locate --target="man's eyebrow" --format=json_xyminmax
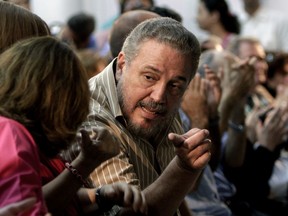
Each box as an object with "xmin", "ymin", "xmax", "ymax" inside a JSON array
[
  {"xmin": 143, "ymin": 65, "xmax": 188, "ymax": 82},
  {"xmin": 143, "ymin": 65, "xmax": 161, "ymax": 74}
]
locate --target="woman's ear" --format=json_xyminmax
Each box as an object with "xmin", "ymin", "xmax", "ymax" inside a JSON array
[{"xmin": 211, "ymin": 11, "xmax": 220, "ymax": 24}]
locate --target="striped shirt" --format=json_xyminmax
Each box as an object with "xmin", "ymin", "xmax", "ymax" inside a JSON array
[
  {"xmin": 63, "ymin": 59, "xmax": 184, "ymax": 215},
  {"xmin": 88, "ymin": 59, "xmax": 184, "ymax": 187}
]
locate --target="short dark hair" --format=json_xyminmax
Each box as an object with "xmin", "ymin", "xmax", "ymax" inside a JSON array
[
  {"xmin": 267, "ymin": 53, "xmax": 288, "ymax": 79},
  {"xmin": 201, "ymin": 0, "xmax": 240, "ymax": 34},
  {"xmin": 67, "ymin": 12, "xmax": 95, "ymax": 41},
  {"xmin": 146, "ymin": 6, "xmax": 182, "ymax": 23}
]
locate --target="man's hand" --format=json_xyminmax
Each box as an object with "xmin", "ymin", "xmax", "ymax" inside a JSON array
[
  {"xmin": 100, "ymin": 182, "xmax": 147, "ymax": 214},
  {"xmin": 168, "ymin": 128, "xmax": 211, "ymax": 171}
]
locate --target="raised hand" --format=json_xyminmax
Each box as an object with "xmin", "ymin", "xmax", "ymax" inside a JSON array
[
  {"xmin": 168, "ymin": 128, "xmax": 211, "ymax": 171},
  {"xmin": 181, "ymin": 73, "xmax": 209, "ymax": 128},
  {"xmin": 77, "ymin": 121, "xmax": 120, "ymax": 169},
  {"xmin": 219, "ymin": 56, "xmax": 255, "ymax": 132},
  {"xmin": 204, "ymin": 65, "xmax": 222, "ymax": 120},
  {"xmin": 221, "ymin": 56, "xmax": 255, "ymax": 100},
  {"xmin": 256, "ymin": 106, "xmax": 288, "ymax": 151}
]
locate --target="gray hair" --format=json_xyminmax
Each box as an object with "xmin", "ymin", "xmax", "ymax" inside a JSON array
[
  {"xmin": 121, "ymin": 17, "xmax": 201, "ymax": 78},
  {"xmin": 197, "ymin": 49, "xmax": 238, "ymax": 77},
  {"xmin": 227, "ymin": 36, "xmax": 261, "ymax": 57}
]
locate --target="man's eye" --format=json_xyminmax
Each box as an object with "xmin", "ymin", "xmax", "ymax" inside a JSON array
[
  {"xmin": 170, "ymin": 84, "xmax": 185, "ymax": 95},
  {"xmin": 171, "ymin": 83, "xmax": 181, "ymax": 89},
  {"xmin": 145, "ymin": 75, "xmax": 155, "ymax": 81}
]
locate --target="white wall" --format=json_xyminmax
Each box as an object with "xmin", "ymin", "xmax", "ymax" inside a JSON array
[
  {"xmin": 31, "ymin": 0, "xmax": 119, "ymax": 31},
  {"xmin": 30, "ymin": 0, "xmax": 288, "ymax": 41}
]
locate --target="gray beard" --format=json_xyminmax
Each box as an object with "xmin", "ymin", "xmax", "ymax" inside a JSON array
[
  {"xmin": 117, "ymin": 78, "xmax": 176, "ymax": 140},
  {"xmin": 125, "ymin": 118, "xmax": 169, "ymax": 140}
]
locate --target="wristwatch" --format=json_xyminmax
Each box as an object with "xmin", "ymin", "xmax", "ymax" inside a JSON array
[
  {"xmin": 228, "ymin": 120, "xmax": 245, "ymax": 132},
  {"xmin": 95, "ymin": 187, "xmax": 114, "ymax": 211}
]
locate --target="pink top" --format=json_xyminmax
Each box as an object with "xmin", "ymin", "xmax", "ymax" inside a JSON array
[{"xmin": 0, "ymin": 116, "xmax": 47, "ymax": 215}]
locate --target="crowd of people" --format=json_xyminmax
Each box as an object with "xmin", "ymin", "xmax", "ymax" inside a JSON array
[{"xmin": 1, "ymin": 0, "xmax": 288, "ymax": 216}]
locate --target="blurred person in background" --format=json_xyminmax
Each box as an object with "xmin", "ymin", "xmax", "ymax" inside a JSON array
[
  {"xmin": 240, "ymin": 0, "xmax": 288, "ymax": 53},
  {"xmin": 119, "ymin": 0, "xmax": 154, "ymax": 14},
  {"xmin": 108, "ymin": 10, "xmax": 159, "ymax": 59},
  {"xmin": 59, "ymin": 12, "xmax": 97, "ymax": 50},
  {"xmin": 228, "ymin": 36, "xmax": 274, "ymax": 112},
  {"xmin": 264, "ymin": 53, "xmax": 288, "ymax": 98},
  {"xmin": 196, "ymin": 0, "xmax": 240, "ymax": 50}
]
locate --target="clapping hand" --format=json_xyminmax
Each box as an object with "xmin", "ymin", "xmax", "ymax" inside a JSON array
[{"xmin": 77, "ymin": 121, "xmax": 120, "ymax": 169}]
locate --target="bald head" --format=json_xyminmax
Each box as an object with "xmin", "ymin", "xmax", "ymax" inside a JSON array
[{"xmin": 109, "ymin": 10, "xmax": 159, "ymax": 58}]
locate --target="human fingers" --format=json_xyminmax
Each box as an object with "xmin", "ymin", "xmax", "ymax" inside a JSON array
[
  {"xmin": 204, "ymin": 65, "xmax": 217, "ymax": 80},
  {"xmin": 188, "ymin": 137, "xmax": 212, "ymax": 169},
  {"xmin": 168, "ymin": 128, "xmax": 201, "ymax": 147},
  {"xmin": 79, "ymin": 129, "xmax": 93, "ymax": 149},
  {"xmin": 175, "ymin": 129, "xmax": 211, "ymax": 170},
  {"xmin": 264, "ymin": 107, "xmax": 282, "ymax": 127},
  {"xmin": 122, "ymin": 185, "xmax": 147, "ymax": 214},
  {"xmin": 96, "ymin": 127, "xmax": 120, "ymax": 154},
  {"xmin": 109, "ymin": 183, "xmax": 147, "ymax": 214},
  {"xmin": 203, "ymin": 64, "xmax": 214, "ymax": 73},
  {"xmin": 181, "ymin": 129, "xmax": 209, "ymax": 149},
  {"xmin": 205, "ymin": 71, "xmax": 221, "ymax": 88},
  {"xmin": 191, "ymin": 73, "xmax": 201, "ymax": 91},
  {"xmin": 139, "ymin": 192, "xmax": 147, "ymax": 215},
  {"xmin": 80, "ymin": 126, "xmax": 120, "ymax": 165},
  {"xmin": 168, "ymin": 133, "xmax": 186, "ymax": 147}
]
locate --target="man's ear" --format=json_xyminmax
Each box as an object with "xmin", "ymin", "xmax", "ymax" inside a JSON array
[{"xmin": 116, "ymin": 52, "xmax": 125, "ymax": 79}]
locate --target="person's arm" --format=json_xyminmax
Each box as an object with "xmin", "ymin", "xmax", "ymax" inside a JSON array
[
  {"xmin": 223, "ymin": 98, "xmax": 247, "ymax": 167},
  {"xmin": 117, "ymin": 128, "xmax": 211, "ymax": 216},
  {"xmin": 43, "ymin": 125, "xmax": 120, "ymax": 214},
  {"xmin": 80, "ymin": 182, "xmax": 147, "ymax": 215},
  {"xmin": 181, "ymin": 66, "xmax": 222, "ymax": 171},
  {"xmin": 219, "ymin": 57, "xmax": 256, "ymax": 167},
  {"xmin": 205, "ymin": 66, "xmax": 222, "ymax": 170},
  {"xmin": 181, "ymin": 73, "xmax": 209, "ymax": 129}
]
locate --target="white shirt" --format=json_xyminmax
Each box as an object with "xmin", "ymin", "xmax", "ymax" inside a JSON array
[
  {"xmin": 240, "ymin": 7, "xmax": 288, "ymax": 53},
  {"xmin": 269, "ymin": 148, "xmax": 288, "ymax": 204}
]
